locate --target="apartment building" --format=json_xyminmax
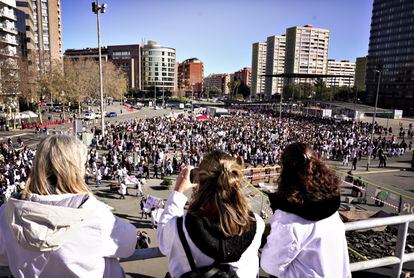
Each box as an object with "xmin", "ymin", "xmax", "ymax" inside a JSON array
[
  {"xmin": 285, "ymin": 25, "xmax": 330, "ymax": 75},
  {"xmin": 264, "ymin": 35, "xmax": 285, "ymax": 99},
  {"xmin": 251, "ymin": 42, "xmax": 267, "ymax": 98},
  {"xmin": 204, "ymin": 73, "xmax": 230, "ymax": 96},
  {"xmin": 178, "ymin": 57, "xmax": 203, "ymax": 95},
  {"xmin": 234, "ymin": 67, "xmax": 251, "ymax": 88},
  {"xmin": 326, "ymin": 59, "xmax": 355, "ymax": 87}
]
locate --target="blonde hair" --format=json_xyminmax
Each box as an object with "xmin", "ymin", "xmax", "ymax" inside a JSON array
[
  {"xmin": 188, "ymin": 150, "xmax": 254, "ymax": 237},
  {"xmin": 22, "ymin": 135, "xmax": 89, "ymax": 198}
]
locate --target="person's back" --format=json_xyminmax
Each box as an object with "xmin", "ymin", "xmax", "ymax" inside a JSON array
[
  {"xmin": 0, "ymin": 135, "xmax": 137, "ymax": 277},
  {"xmin": 157, "ymin": 151, "xmax": 264, "ymax": 278},
  {"xmin": 261, "ymin": 142, "xmax": 350, "ymax": 278}
]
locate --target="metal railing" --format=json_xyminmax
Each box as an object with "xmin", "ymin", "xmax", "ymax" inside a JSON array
[{"xmin": 1, "ymin": 214, "xmax": 414, "ymax": 277}]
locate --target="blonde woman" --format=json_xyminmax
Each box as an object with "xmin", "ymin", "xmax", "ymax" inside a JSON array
[
  {"xmin": 0, "ymin": 135, "xmax": 137, "ymax": 277},
  {"xmin": 157, "ymin": 150, "xmax": 264, "ymax": 278}
]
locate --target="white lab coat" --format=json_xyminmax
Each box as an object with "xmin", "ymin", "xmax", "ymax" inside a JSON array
[
  {"xmin": 157, "ymin": 191, "xmax": 264, "ymax": 278},
  {"xmin": 0, "ymin": 193, "xmax": 137, "ymax": 277},
  {"xmin": 261, "ymin": 210, "xmax": 351, "ymax": 278}
]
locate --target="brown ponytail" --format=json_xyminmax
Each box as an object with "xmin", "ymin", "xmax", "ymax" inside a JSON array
[{"xmin": 188, "ymin": 151, "xmax": 255, "ymax": 237}]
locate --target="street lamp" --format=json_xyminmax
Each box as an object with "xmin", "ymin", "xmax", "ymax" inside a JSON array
[
  {"xmin": 191, "ymin": 83, "xmax": 194, "ymax": 113},
  {"xmin": 366, "ymin": 65, "xmax": 383, "ymax": 171},
  {"xmin": 92, "ymin": 0, "xmax": 107, "ymax": 137},
  {"xmin": 153, "ymin": 85, "xmax": 157, "ymax": 110}
]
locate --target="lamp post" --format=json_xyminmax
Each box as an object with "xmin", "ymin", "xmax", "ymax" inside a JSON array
[
  {"xmin": 191, "ymin": 83, "xmax": 194, "ymax": 113},
  {"xmin": 366, "ymin": 65, "xmax": 382, "ymax": 171},
  {"xmin": 154, "ymin": 85, "xmax": 157, "ymax": 110},
  {"xmin": 92, "ymin": 0, "xmax": 107, "ymax": 137}
]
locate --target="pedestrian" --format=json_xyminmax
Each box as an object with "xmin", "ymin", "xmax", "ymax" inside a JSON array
[
  {"xmin": 140, "ymin": 197, "xmax": 147, "ymax": 219},
  {"xmin": 262, "ymin": 143, "xmax": 351, "ymax": 278},
  {"xmin": 119, "ymin": 182, "xmax": 126, "ymax": 199},
  {"xmin": 352, "ymin": 156, "xmax": 358, "ymax": 171}
]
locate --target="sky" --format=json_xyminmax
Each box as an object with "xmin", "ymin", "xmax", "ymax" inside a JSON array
[{"xmin": 62, "ymin": 0, "xmax": 373, "ymax": 75}]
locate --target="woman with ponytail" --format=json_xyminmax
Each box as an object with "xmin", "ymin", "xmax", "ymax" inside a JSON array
[
  {"xmin": 261, "ymin": 142, "xmax": 351, "ymax": 278},
  {"xmin": 157, "ymin": 150, "xmax": 264, "ymax": 278}
]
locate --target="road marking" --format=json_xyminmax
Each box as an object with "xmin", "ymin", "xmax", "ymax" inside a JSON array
[{"xmin": 352, "ymin": 169, "xmax": 401, "ymax": 175}]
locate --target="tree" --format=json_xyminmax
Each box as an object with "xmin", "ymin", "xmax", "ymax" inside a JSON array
[{"xmin": 314, "ymin": 78, "xmax": 329, "ymax": 100}]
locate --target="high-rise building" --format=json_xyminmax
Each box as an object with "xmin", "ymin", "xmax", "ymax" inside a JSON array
[
  {"xmin": 234, "ymin": 67, "xmax": 251, "ymax": 88},
  {"xmin": 0, "ymin": 0, "xmax": 19, "ymax": 98},
  {"xmin": 64, "ymin": 44, "xmax": 141, "ymax": 90},
  {"xmin": 204, "ymin": 73, "xmax": 230, "ymax": 96},
  {"xmin": 285, "ymin": 25, "xmax": 330, "ymax": 75},
  {"xmin": 16, "ymin": 0, "xmax": 35, "ymax": 62},
  {"xmin": 0, "ymin": 0, "xmax": 18, "ymax": 57},
  {"xmin": 265, "ymin": 35, "xmax": 285, "ymax": 98},
  {"xmin": 32, "ymin": 0, "xmax": 62, "ymax": 68},
  {"xmin": 366, "ymin": 0, "xmax": 414, "ymax": 113},
  {"xmin": 142, "ymin": 40, "xmax": 176, "ymax": 93},
  {"xmin": 178, "ymin": 57, "xmax": 203, "ymax": 95},
  {"xmin": 251, "ymin": 42, "xmax": 267, "ymax": 98},
  {"xmin": 355, "ymin": 56, "xmax": 367, "ymax": 91},
  {"xmin": 326, "ymin": 59, "xmax": 355, "ymax": 87}
]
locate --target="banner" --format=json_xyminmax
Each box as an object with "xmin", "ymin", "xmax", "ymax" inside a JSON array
[{"xmin": 144, "ymin": 194, "xmax": 164, "ymax": 211}]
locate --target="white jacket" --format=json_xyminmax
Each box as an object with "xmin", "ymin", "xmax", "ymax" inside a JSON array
[
  {"xmin": 157, "ymin": 191, "xmax": 265, "ymax": 278},
  {"xmin": 261, "ymin": 210, "xmax": 351, "ymax": 278},
  {"xmin": 0, "ymin": 193, "xmax": 137, "ymax": 278}
]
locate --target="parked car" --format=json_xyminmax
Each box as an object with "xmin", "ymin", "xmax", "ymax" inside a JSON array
[
  {"xmin": 84, "ymin": 112, "xmax": 95, "ymax": 120},
  {"xmin": 52, "ymin": 106, "xmax": 63, "ymax": 113},
  {"xmin": 106, "ymin": 111, "xmax": 117, "ymax": 118}
]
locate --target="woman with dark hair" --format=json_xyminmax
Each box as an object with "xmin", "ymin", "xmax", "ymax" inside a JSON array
[
  {"xmin": 261, "ymin": 142, "xmax": 350, "ymax": 278},
  {"xmin": 157, "ymin": 150, "xmax": 264, "ymax": 277}
]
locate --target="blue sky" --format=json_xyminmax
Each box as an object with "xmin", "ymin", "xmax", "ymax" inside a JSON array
[{"xmin": 62, "ymin": 0, "xmax": 373, "ymax": 75}]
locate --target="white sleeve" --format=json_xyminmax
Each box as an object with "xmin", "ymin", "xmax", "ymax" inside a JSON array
[
  {"xmin": 101, "ymin": 210, "xmax": 137, "ymax": 259},
  {"xmin": 260, "ymin": 216, "xmax": 302, "ymax": 277},
  {"xmin": 156, "ymin": 191, "xmax": 187, "ymax": 255},
  {"xmin": 0, "ymin": 207, "xmax": 8, "ymax": 266}
]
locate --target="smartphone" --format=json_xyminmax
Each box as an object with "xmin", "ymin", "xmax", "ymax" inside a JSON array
[{"xmin": 190, "ymin": 168, "xmax": 199, "ymax": 183}]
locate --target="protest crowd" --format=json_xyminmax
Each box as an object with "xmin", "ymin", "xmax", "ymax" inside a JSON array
[{"xmin": 0, "ymin": 108, "xmax": 412, "ymax": 277}]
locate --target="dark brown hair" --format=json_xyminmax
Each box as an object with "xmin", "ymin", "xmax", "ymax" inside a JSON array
[
  {"xmin": 277, "ymin": 142, "xmax": 340, "ymax": 205},
  {"xmin": 188, "ymin": 150, "xmax": 254, "ymax": 237}
]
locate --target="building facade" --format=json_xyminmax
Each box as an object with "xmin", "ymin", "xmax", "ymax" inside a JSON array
[
  {"xmin": 178, "ymin": 57, "xmax": 203, "ymax": 95},
  {"xmin": 15, "ymin": 0, "xmax": 34, "ymax": 63},
  {"xmin": 32, "ymin": 0, "xmax": 62, "ymax": 68},
  {"xmin": 0, "ymin": 0, "xmax": 19, "ymax": 99},
  {"xmin": 141, "ymin": 40, "xmax": 176, "ymax": 93},
  {"xmin": 204, "ymin": 73, "xmax": 230, "ymax": 96},
  {"xmin": 107, "ymin": 44, "xmax": 141, "ymax": 90},
  {"xmin": 64, "ymin": 44, "xmax": 141, "ymax": 90},
  {"xmin": 355, "ymin": 56, "xmax": 367, "ymax": 91},
  {"xmin": 251, "ymin": 42, "xmax": 267, "ymax": 98},
  {"xmin": 285, "ymin": 25, "xmax": 330, "ymax": 75},
  {"xmin": 234, "ymin": 67, "xmax": 251, "ymax": 88},
  {"xmin": 366, "ymin": 0, "xmax": 414, "ymax": 113},
  {"xmin": 264, "ymin": 35, "xmax": 285, "ymax": 98},
  {"xmin": 0, "ymin": 0, "xmax": 18, "ymax": 57},
  {"xmin": 326, "ymin": 59, "xmax": 355, "ymax": 87}
]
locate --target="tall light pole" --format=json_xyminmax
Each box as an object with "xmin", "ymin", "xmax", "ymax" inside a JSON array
[
  {"xmin": 154, "ymin": 85, "xmax": 157, "ymax": 110},
  {"xmin": 366, "ymin": 65, "xmax": 382, "ymax": 171},
  {"xmin": 191, "ymin": 83, "xmax": 194, "ymax": 113},
  {"xmin": 92, "ymin": 0, "xmax": 107, "ymax": 136}
]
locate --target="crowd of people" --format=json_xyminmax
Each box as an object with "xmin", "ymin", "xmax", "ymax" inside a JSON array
[
  {"xmin": 83, "ymin": 108, "xmax": 411, "ymax": 189},
  {"xmin": 2, "ymin": 108, "xmax": 412, "ymax": 205},
  {"xmin": 0, "ymin": 107, "xmax": 412, "ymax": 277}
]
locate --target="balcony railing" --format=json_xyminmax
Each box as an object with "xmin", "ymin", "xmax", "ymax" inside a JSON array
[
  {"xmin": 0, "ymin": 9, "xmax": 17, "ymax": 21},
  {"xmin": 1, "ymin": 214, "xmax": 414, "ymax": 277}
]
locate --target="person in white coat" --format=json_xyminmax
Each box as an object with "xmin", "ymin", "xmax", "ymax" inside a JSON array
[
  {"xmin": 157, "ymin": 150, "xmax": 264, "ymax": 278},
  {"xmin": 261, "ymin": 142, "xmax": 351, "ymax": 278},
  {"xmin": 0, "ymin": 135, "xmax": 137, "ymax": 278}
]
